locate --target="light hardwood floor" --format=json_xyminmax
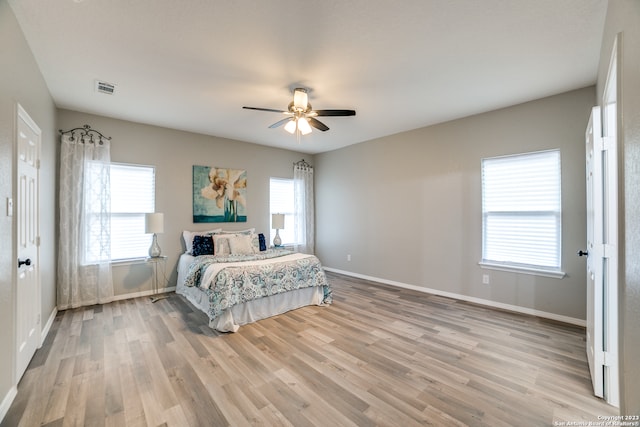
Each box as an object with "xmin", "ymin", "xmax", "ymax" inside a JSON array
[{"xmin": 3, "ymin": 272, "xmax": 616, "ymax": 427}]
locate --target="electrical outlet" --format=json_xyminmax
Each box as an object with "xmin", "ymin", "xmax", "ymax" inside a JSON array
[
  {"xmin": 482, "ymin": 274, "xmax": 490, "ymax": 285},
  {"xmin": 347, "ymin": 254, "xmax": 351, "ymax": 262}
]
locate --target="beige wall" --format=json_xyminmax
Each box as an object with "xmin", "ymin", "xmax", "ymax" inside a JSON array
[
  {"xmin": 57, "ymin": 109, "xmax": 310, "ymax": 297},
  {"xmin": 0, "ymin": 0, "xmax": 57, "ymax": 416},
  {"xmin": 316, "ymin": 87, "xmax": 595, "ymax": 321},
  {"xmin": 4, "ymin": 0, "xmax": 637, "ymax": 417},
  {"xmin": 597, "ymin": 0, "xmax": 640, "ymax": 414}
]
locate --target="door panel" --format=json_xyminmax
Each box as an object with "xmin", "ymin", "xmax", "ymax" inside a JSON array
[
  {"xmin": 585, "ymin": 106, "xmax": 604, "ymax": 398},
  {"xmin": 584, "ymin": 36, "xmax": 621, "ymax": 407},
  {"xmin": 16, "ymin": 104, "xmax": 41, "ymax": 381},
  {"xmin": 600, "ymin": 37, "xmax": 619, "ymax": 407}
]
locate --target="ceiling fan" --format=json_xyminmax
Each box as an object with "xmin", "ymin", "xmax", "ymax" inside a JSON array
[{"xmin": 243, "ymin": 88, "xmax": 356, "ymax": 136}]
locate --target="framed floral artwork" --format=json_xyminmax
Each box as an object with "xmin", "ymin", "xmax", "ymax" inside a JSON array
[{"xmin": 193, "ymin": 165, "xmax": 247, "ymax": 223}]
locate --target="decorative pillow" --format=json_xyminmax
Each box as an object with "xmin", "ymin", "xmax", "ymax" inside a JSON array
[
  {"xmin": 228, "ymin": 234, "xmax": 256, "ymax": 255},
  {"xmin": 219, "ymin": 228, "xmax": 255, "ymax": 236},
  {"xmin": 258, "ymin": 233, "xmax": 266, "ymax": 251},
  {"xmin": 212, "ymin": 234, "xmax": 233, "ymax": 256},
  {"xmin": 192, "ymin": 235, "xmax": 214, "ymax": 256},
  {"xmin": 183, "ymin": 229, "xmax": 221, "ymax": 254}
]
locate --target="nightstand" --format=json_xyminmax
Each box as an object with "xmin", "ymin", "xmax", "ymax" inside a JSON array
[{"xmin": 146, "ymin": 256, "xmax": 167, "ymax": 303}]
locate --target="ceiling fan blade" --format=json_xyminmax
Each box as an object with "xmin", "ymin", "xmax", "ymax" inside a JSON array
[
  {"xmin": 269, "ymin": 117, "xmax": 293, "ymax": 129},
  {"xmin": 308, "ymin": 117, "xmax": 329, "ymax": 131},
  {"xmin": 313, "ymin": 109, "xmax": 356, "ymax": 117},
  {"xmin": 243, "ymin": 106, "xmax": 289, "ymax": 114}
]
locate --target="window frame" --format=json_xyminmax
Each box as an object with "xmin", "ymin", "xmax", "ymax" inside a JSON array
[
  {"xmin": 109, "ymin": 162, "xmax": 156, "ymax": 262},
  {"xmin": 479, "ymin": 149, "xmax": 565, "ymax": 278},
  {"xmin": 269, "ymin": 177, "xmax": 296, "ymax": 246}
]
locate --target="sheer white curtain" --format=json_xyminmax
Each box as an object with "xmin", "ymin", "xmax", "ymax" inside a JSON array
[
  {"xmin": 293, "ymin": 161, "xmax": 314, "ymax": 254},
  {"xmin": 57, "ymin": 134, "xmax": 114, "ymax": 309}
]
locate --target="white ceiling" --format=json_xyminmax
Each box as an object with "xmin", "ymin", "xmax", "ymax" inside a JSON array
[{"xmin": 9, "ymin": 0, "xmax": 607, "ymax": 154}]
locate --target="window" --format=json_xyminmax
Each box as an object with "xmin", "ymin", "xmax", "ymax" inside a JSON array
[
  {"xmin": 110, "ymin": 163, "xmax": 155, "ymax": 260},
  {"xmin": 269, "ymin": 177, "xmax": 294, "ymax": 245},
  {"xmin": 481, "ymin": 150, "xmax": 562, "ymax": 274}
]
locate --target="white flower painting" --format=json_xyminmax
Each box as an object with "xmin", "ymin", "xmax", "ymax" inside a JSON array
[{"xmin": 193, "ymin": 165, "xmax": 247, "ymax": 222}]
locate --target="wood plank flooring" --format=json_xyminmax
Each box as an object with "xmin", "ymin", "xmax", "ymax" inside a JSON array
[{"xmin": 2, "ymin": 272, "xmax": 617, "ymax": 426}]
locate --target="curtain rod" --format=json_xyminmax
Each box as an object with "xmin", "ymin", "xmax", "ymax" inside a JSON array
[
  {"xmin": 59, "ymin": 124, "xmax": 111, "ymax": 143},
  {"xmin": 294, "ymin": 158, "xmax": 312, "ymax": 168}
]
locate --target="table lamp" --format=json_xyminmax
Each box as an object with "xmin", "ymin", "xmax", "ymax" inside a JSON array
[
  {"xmin": 272, "ymin": 213, "xmax": 285, "ymax": 247},
  {"xmin": 145, "ymin": 212, "xmax": 164, "ymax": 257}
]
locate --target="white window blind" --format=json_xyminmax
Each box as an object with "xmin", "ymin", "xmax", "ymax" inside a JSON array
[
  {"xmin": 481, "ymin": 150, "xmax": 561, "ymax": 270},
  {"xmin": 110, "ymin": 163, "xmax": 155, "ymax": 260},
  {"xmin": 269, "ymin": 177, "xmax": 294, "ymax": 245}
]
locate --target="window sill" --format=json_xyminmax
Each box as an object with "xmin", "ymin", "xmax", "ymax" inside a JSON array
[
  {"xmin": 479, "ymin": 261, "xmax": 566, "ymax": 279},
  {"xmin": 271, "ymin": 244, "xmax": 299, "ymax": 250},
  {"xmin": 111, "ymin": 257, "xmax": 149, "ymax": 266}
]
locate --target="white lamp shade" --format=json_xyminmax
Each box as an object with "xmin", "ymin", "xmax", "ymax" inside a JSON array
[
  {"xmin": 284, "ymin": 119, "xmax": 297, "ymax": 134},
  {"xmin": 293, "ymin": 88, "xmax": 308, "ymax": 110},
  {"xmin": 145, "ymin": 212, "xmax": 164, "ymax": 234},
  {"xmin": 271, "ymin": 213, "xmax": 285, "ymax": 229},
  {"xmin": 298, "ymin": 118, "xmax": 312, "ymax": 135}
]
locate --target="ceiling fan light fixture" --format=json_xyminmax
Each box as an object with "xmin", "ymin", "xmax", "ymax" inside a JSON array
[
  {"xmin": 284, "ymin": 119, "xmax": 297, "ymax": 134},
  {"xmin": 243, "ymin": 88, "xmax": 355, "ymax": 141},
  {"xmin": 298, "ymin": 117, "xmax": 312, "ymax": 135},
  {"xmin": 293, "ymin": 88, "xmax": 308, "ymax": 110}
]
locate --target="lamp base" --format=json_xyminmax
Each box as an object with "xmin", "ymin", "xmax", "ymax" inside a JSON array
[
  {"xmin": 273, "ymin": 229, "xmax": 282, "ymax": 247},
  {"xmin": 149, "ymin": 233, "xmax": 162, "ymax": 257}
]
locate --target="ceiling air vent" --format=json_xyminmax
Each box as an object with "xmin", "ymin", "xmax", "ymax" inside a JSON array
[{"xmin": 95, "ymin": 80, "xmax": 116, "ymax": 95}]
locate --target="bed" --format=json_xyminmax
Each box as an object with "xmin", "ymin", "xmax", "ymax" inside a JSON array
[{"xmin": 176, "ymin": 229, "xmax": 332, "ymax": 332}]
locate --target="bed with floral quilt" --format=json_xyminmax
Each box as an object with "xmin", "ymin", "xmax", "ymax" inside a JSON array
[{"xmin": 176, "ymin": 244, "xmax": 332, "ymax": 332}]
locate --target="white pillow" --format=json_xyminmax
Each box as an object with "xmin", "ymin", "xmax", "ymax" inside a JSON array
[
  {"xmin": 228, "ymin": 234, "xmax": 256, "ymax": 255},
  {"xmin": 220, "ymin": 228, "xmax": 260, "ymax": 251},
  {"xmin": 212, "ymin": 234, "xmax": 232, "ymax": 256},
  {"xmin": 219, "ymin": 228, "xmax": 255, "ymax": 236},
  {"xmin": 183, "ymin": 229, "xmax": 222, "ymax": 254}
]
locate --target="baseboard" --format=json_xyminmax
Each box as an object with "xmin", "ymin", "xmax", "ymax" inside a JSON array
[
  {"xmin": 57, "ymin": 287, "xmax": 178, "ymax": 310},
  {"xmin": 40, "ymin": 307, "xmax": 58, "ymax": 347},
  {"xmin": 0, "ymin": 385, "xmax": 17, "ymax": 424},
  {"xmin": 111, "ymin": 286, "xmax": 176, "ymax": 302},
  {"xmin": 324, "ymin": 267, "xmax": 586, "ymax": 327}
]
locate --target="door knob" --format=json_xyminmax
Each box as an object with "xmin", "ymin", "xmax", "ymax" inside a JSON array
[
  {"xmin": 18, "ymin": 258, "xmax": 31, "ymax": 267},
  {"xmin": 577, "ymin": 250, "xmax": 589, "ymax": 257}
]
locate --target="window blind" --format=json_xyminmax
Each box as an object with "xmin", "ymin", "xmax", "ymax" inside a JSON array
[
  {"xmin": 481, "ymin": 150, "xmax": 561, "ymax": 270},
  {"xmin": 110, "ymin": 163, "xmax": 155, "ymax": 260},
  {"xmin": 269, "ymin": 177, "xmax": 294, "ymax": 245}
]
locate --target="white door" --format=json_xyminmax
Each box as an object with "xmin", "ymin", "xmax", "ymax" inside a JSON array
[
  {"xmin": 16, "ymin": 104, "xmax": 41, "ymax": 381},
  {"xmin": 585, "ymin": 106, "xmax": 604, "ymax": 398},
  {"xmin": 600, "ymin": 37, "xmax": 619, "ymax": 408},
  {"xmin": 583, "ymin": 36, "xmax": 620, "ymax": 407}
]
